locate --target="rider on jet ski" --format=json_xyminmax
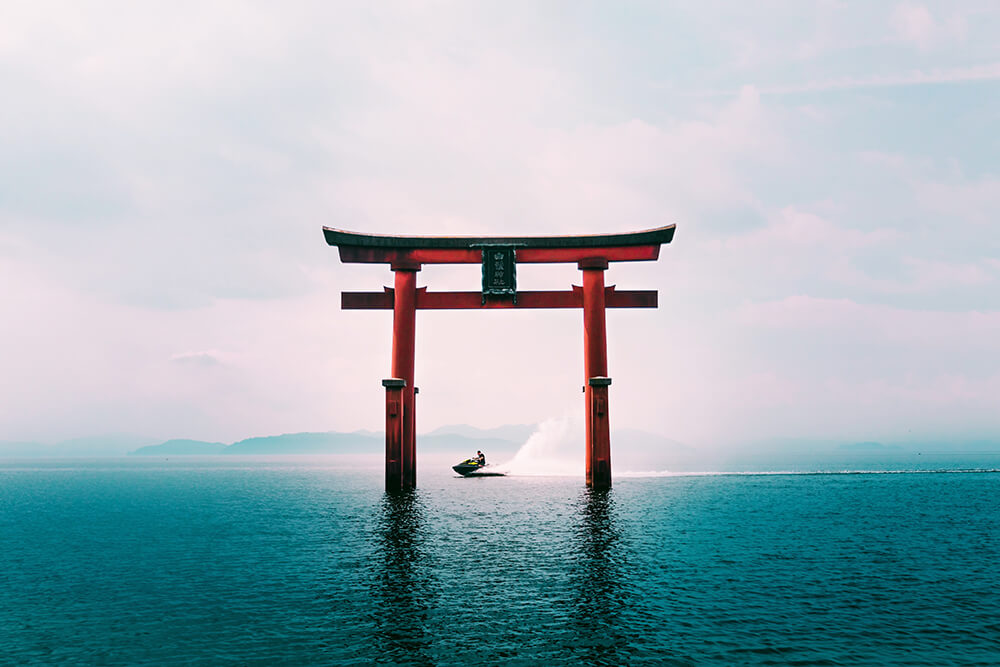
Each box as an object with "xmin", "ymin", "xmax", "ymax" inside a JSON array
[{"xmin": 452, "ymin": 451, "xmax": 488, "ymax": 475}]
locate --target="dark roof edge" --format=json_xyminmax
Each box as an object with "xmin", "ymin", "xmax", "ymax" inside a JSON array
[{"xmin": 323, "ymin": 225, "xmax": 675, "ymax": 249}]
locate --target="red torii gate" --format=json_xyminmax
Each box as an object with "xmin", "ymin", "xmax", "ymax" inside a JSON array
[{"xmin": 324, "ymin": 225, "xmax": 675, "ymax": 490}]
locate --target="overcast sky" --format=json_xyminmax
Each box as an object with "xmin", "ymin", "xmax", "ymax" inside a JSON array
[{"xmin": 1, "ymin": 1, "xmax": 998, "ymax": 447}]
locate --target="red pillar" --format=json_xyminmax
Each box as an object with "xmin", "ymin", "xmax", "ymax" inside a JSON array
[
  {"xmin": 391, "ymin": 264, "xmax": 418, "ymax": 488},
  {"xmin": 382, "ymin": 378, "xmax": 405, "ymax": 490},
  {"xmin": 580, "ymin": 259, "xmax": 612, "ymax": 487}
]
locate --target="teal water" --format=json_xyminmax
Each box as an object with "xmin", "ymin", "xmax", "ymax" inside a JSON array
[{"xmin": 1, "ymin": 460, "xmax": 999, "ymax": 665}]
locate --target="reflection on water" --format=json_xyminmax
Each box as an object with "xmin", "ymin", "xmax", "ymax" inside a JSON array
[
  {"xmin": 572, "ymin": 487, "xmax": 632, "ymax": 666},
  {"xmin": 4, "ymin": 465, "xmax": 999, "ymax": 664},
  {"xmin": 370, "ymin": 489, "xmax": 434, "ymax": 665}
]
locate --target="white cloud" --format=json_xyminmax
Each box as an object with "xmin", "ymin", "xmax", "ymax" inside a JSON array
[
  {"xmin": 918, "ymin": 176, "xmax": 1000, "ymax": 226},
  {"xmin": 728, "ymin": 206, "xmax": 897, "ymax": 251},
  {"xmin": 890, "ymin": 4, "xmax": 938, "ymax": 48},
  {"xmin": 1, "ymin": 2, "xmax": 998, "ymax": 449},
  {"xmin": 736, "ymin": 295, "xmax": 1000, "ymax": 347},
  {"xmin": 748, "ymin": 62, "xmax": 1000, "ymax": 95},
  {"xmin": 678, "ymin": 206, "xmax": 904, "ymax": 300},
  {"xmin": 720, "ymin": 295, "xmax": 1000, "ymax": 439},
  {"xmin": 853, "ymin": 151, "xmax": 1000, "ymax": 228},
  {"xmin": 890, "ymin": 3, "xmax": 967, "ymax": 49},
  {"xmin": 900, "ymin": 256, "xmax": 995, "ymax": 287}
]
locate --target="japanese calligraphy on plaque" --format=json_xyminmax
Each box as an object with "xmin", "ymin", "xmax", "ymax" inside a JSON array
[{"xmin": 480, "ymin": 246, "xmax": 517, "ymax": 301}]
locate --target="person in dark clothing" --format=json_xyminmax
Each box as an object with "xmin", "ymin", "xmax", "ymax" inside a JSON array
[{"xmin": 476, "ymin": 450, "xmax": 486, "ymax": 466}]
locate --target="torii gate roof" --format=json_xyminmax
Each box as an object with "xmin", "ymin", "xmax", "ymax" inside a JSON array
[
  {"xmin": 323, "ymin": 225, "xmax": 674, "ymax": 249},
  {"xmin": 323, "ymin": 224, "xmax": 675, "ymax": 265}
]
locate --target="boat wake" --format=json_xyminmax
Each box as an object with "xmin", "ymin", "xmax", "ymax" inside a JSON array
[
  {"xmin": 493, "ymin": 415, "xmax": 584, "ymax": 477},
  {"xmin": 484, "ymin": 415, "xmax": 1000, "ymax": 478},
  {"xmin": 611, "ymin": 468, "xmax": 1000, "ymax": 477}
]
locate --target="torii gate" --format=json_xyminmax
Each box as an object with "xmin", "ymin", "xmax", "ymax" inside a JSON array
[{"xmin": 324, "ymin": 225, "xmax": 675, "ymax": 490}]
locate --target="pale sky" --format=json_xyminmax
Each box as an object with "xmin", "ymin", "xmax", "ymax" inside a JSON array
[{"xmin": 1, "ymin": 1, "xmax": 998, "ymax": 447}]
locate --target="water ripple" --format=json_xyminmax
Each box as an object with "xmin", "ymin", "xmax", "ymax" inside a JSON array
[{"xmin": 0, "ymin": 463, "xmax": 998, "ymax": 664}]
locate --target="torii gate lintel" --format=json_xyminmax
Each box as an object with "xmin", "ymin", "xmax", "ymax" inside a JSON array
[{"xmin": 325, "ymin": 225, "xmax": 676, "ymax": 490}]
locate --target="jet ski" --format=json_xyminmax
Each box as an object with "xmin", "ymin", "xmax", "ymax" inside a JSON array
[
  {"xmin": 452, "ymin": 458, "xmax": 483, "ymax": 475},
  {"xmin": 452, "ymin": 458, "xmax": 506, "ymax": 477}
]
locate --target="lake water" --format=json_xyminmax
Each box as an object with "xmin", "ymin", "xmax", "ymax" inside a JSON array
[{"xmin": 2, "ymin": 459, "xmax": 999, "ymax": 665}]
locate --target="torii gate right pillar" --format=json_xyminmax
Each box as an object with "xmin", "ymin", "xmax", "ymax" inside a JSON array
[{"xmin": 581, "ymin": 259, "xmax": 612, "ymax": 488}]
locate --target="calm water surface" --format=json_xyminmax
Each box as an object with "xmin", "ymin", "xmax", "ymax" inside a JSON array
[{"xmin": 1, "ymin": 459, "xmax": 998, "ymax": 665}]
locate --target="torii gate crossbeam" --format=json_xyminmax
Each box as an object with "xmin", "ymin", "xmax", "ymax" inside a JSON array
[{"xmin": 324, "ymin": 225, "xmax": 675, "ymax": 490}]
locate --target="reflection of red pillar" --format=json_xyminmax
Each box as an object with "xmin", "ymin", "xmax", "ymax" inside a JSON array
[
  {"xmin": 382, "ymin": 378, "xmax": 405, "ymax": 490},
  {"xmin": 580, "ymin": 259, "xmax": 611, "ymax": 487},
  {"xmin": 391, "ymin": 264, "xmax": 418, "ymax": 488},
  {"xmin": 410, "ymin": 386, "xmax": 418, "ymax": 487}
]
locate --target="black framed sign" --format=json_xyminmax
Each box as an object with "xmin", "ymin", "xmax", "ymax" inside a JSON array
[{"xmin": 480, "ymin": 246, "xmax": 517, "ymax": 301}]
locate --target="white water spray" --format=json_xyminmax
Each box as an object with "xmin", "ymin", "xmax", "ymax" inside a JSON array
[
  {"xmin": 495, "ymin": 414, "xmax": 585, "ymax": 476},
  {"xmin": 491, "ymin": 414, "xmax": 690, "ymax": 477}
]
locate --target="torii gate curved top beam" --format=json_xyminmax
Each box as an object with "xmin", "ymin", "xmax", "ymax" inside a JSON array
[
  {"xmin": 324, "ymin": 225, "xmax": 675, "ymax": 249},
  {"xmin": 324, "ymin": 225, "xmax": 676, "ymax": 490},
  {"xmin": 323, "ymin": 225, "xmax": 675, "ymax": 266}
]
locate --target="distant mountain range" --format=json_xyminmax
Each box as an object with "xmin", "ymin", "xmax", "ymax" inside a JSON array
[
  {"xmin": 129, "ymin": 427, "xmax": 529, "ymax": 456},
  {"xmin": 0, "ymin": 425, "xmax": 538, "ymax": 458},
  {"xmin": 0, "ymin": 434, "xmax": 159, "ymax": 458},
  {"xmin": 3, "ymin": 428, "xmax": 997, "ymax": 464},
  {"xmin": 130, "ymin": 439, "xmax": 229, "ymax": 456},
  {"xmin": 0, "ymin": 423, "xmax": 679, "ymax": 459}
]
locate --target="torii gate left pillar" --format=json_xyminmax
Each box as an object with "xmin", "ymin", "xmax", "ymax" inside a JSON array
[
  {"xmin": 391, "ymin": 262, "xmax": 418, "ymax": 488},
  {"xmin": 324, "ymin": 225, "xmax": 675, "ymax": 490}
]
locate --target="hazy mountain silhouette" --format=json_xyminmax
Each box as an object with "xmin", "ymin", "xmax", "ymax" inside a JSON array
[
  {"xmin": 1, "ymin": 434, "xmax": 157, "ymax": 458},
  {"xmin": 225, "ymin": 432, "xmax": 381, "ymax": 455},
  {"xmin": 7, "ymin": 427, "xmax": 996, "ymax": 467},
  {"xmin": 129, "ymin": 439, "xmax": 228, "ymax": 456},
  {"xmin": 128, "ymin": 427, "xmax": 531, "ymax": 456}
]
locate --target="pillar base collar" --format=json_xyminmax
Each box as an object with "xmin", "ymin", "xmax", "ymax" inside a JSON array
[
  {"xmin": 588, "ymin": 376, "xmax": 612, "ymax": 387},
  {"xmin": 381, "ymin": 378, "xmax": 406, "ymax": 388}
]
